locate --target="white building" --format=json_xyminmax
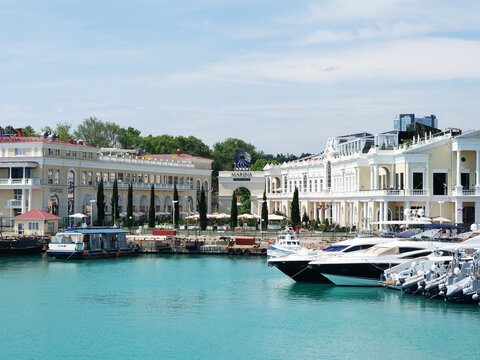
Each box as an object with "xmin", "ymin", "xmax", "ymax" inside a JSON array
[
  {"xmin": 264, "ymin": 128, "xmax": 480, "ymax": 228},
  {"xmin": 0, "ymin": 134, "xmax": 212, "ymax": 223}
]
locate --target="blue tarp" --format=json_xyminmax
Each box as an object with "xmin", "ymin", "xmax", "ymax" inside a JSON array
[{"xmin": 421, "ymin": 224, "xmax": 465, "ymax": 230}]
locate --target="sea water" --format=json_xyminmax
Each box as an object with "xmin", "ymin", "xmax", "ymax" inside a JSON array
[{"xmin": 0, "ymin": 255, "xmax": 479, "ymax": 360}]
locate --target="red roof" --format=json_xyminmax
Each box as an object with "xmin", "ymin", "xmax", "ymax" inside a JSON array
[
  {"xmin": 0, "ymin": 137, "xmax": 96, "ymax": 148},
  {"xmin": 13, "ymin": 209, "xmax": 61, "ymax": 220}
]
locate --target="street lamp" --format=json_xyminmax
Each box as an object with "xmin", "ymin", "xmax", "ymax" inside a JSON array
[
  {"xmin": 90, "ymin": 199, "xmax": 96, "ymax": 227},
  {"xmin": 172, "ymin": 200, "xmax": 178, "ymax": 231},
  {"xmin": 129, "ymin": 216, "xmax": 133, "ymax": 232},
  {"xmin": 439, "ymin": 201, "xmax": 445, "ymax": 224}
]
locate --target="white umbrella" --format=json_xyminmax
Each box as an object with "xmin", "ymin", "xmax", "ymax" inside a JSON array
[
  {"xmin": 268, "ymin": 214, "xmax": 284, "ymax": 221},
  {"xmin": 69, "ymin": 213, "xmax": 87, "ymax": 218},
  {"xmin": 208, "ymin": 213, "xmax": 230, "ymax": 220},
  {"xmin": 186, "ymin": 214, "xmax": 200, "ymax": 220},
  {"xmin": 432, "ymin": 216, "xmax": 451, "ymax": 224}
]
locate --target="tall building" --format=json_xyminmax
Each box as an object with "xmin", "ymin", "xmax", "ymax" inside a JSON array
[{"xmin": 394, "ymin": 114, "xmax": 438, "ymax": 131}]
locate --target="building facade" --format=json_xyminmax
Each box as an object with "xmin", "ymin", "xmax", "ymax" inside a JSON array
[
  {"xmin": 264, "ymin": 128, "xmax": 480, "ymax": 229},
  {"xmin": 0, "ymin": 135, "xmax": 212, "ymax": 223},
  {"xmin": 394, "ymin": 114, "xmax": 438, "ymax": 131}
]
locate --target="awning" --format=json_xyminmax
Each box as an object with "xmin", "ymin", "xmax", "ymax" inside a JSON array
[{"xmin": 0, "ymin": 161, "xmax": 39, "ymax": 168}]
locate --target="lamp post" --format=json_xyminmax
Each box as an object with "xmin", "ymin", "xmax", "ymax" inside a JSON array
[
  {"xmin": 439, "ymin": 201, "xmax": 445, "ymax": 224},
  {"xmin": 172, "ymin": 200, "xmax": 178, "ymax": 231},
  {"xmin": 129, "ymin": 216, "xmax": 133, "ymax": 232},
  {"xmin": 187, "ymin": 179, "xmax": 190, "ymax": 235},
  {"xmin": 90, "ymin": 199, "xmax": 96, "ymax": 227}
]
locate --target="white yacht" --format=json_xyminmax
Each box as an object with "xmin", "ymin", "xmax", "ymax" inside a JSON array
[
  {"xmin": 267, "ymin": 226, "xmax": 307, "ymax": 258},
  {"xmin": 308, "ymin": 240, "xmax": 443, "ymax": 286}
]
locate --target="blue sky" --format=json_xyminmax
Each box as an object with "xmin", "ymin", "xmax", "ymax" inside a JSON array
[{"xmin": 1, "ymin": 0, "xmax": 480, "ymax": 154}]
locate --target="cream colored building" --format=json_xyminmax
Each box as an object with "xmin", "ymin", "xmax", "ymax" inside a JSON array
[
  {"xmin": 264, "ymin": 129, "xmax": 480, "ymax": 228},
  {"xmin": 0, "ymin": 135, "xmax": 212, "ymax": 223}
]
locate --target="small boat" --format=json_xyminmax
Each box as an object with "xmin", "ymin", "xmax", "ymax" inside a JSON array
[
  {"xmin": 47, "ymin": 228, "xmax": 136, "ymax": 259},
  {"xmin": 267, "ymin": 226, "xmax": 306, "ymax": 258},
  {"xmin": 0, "ymin": 235, "xmax": 43, "ymax": 256}
]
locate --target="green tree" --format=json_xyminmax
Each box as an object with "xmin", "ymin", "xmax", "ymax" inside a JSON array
[
  {"xmin": 111, "ymin": 177, "xmax": 119, "ymax": 225},
  {"xmin": 237, "ymin": 187, "xmax": 251, "ymax": 214},
  {"xmin": 302, "ymin": 212, "xmax": 310, "ymax": 226},
  {"xmin": 261, "ymin": 190, "xmax": 268, "ymax": 230},
  {"xmin": 119, "ymin": 127, "xmax": 142, "ymax": 149},
  {"xmin": 97, "ymin": 179, "xmax": 105, "ymax": 225},
  {"xmin": 55, "ymin": 122, "xmax": 73, "ymax": 142},
  {"xmin": 21, "ymin": 126, "xmax": 38, "ymax": 137},
  {"xmin": 40, "ymin": 126, "xmax": 54, "ymax": 134},
  {"xmin": 173, "ymin": 184, "xmax": 179, "ymax": 228},
  {"xmin": 251, "ymin": 158, "xmax": 279, "ymax": 171},
  {"xmin": 148, "ymin": 184, "xmax": 155, "ymax": 228},
  {"xmin": 74, "ymin": 116, "xmax": 121, "ymax": 148},
  {"xmin": 291, "ymin": 187, "xmax": 300, "ymax": 227},
  {"xmin": 127, "ymin": 182, "xmax": 133, "ymax": 228},
  {"xmin": 230, "ymin": 190, "xmax": 238, "ymax": 228},
  {"xmin": 199, "ymin": 185, "xmax": 207, "ymax": 230}
]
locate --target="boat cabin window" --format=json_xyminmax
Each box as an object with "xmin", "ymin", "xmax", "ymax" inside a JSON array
[
  {"xmin": 343, "ymin": 245, "xmax": 366, "ymax": 253},
  {"xmin": 398, "ymin": 247, "xmax": 425, "ymax": 254},
  {"xmin": 398, "ymin": 250, "xmax": 432, "ymax": 259},
  {"xmin": 323, "ymin": 245, "xmax": 348, "ymax": 252}
]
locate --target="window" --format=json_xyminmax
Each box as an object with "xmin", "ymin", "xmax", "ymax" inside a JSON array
[
  {"xmin": 125, "ymin": 173, "xmax": 130, "ymax": 183},
  {"xmin": 314, "ymin": 179, "xmax": 318, "ymax": 192},
  {"xmin": 110, "ymin": 173, "xmax": 116, "ymax": 183},
  {"xmin": 82, "ymin": 152, "xmax": 87, "ymax": 159},
  {"xmin": 144, "ymin": 174, "xmax": 149, "ymax": 184},
  {"xmin": 15, "ymin": 148, "xmax": 25, "ymax": 156},
  {"xmin": 82, "ymin": 171, "xmax": 87, "ymax": 185},
  {"xmin": 168, "ymin": 176, "xmax": 173, "ymax": 185},
  {"xmin": 72, "ymin": 151, "xmax": 77, "ymax": 158},
  {"xmin": 66, "ymin": 150, "xmax": 70, "ymax": 157},
  {"xmin": 433, "ymin": 173, "xmax": 447, "ymax": 195},
  {"xmin": 28, "ymin": 222, "xmax": 39, "ymax": 230},
  {"xmin": 54, "ymin": 170, "xmax": 60, "ymax": 185},
  {"xmin": 413, "ymin": 172, "xmax": 423, "ymax": 190},
  {"xmin": 96, "ymin": 172, "xmax": 101, "ymax": 183},
  {"xmin": 118, "ymin": 173, "xmax": 123, "ymax": 183},
  {"xmin": 47, "ymin": 169, "xmax": 53, "ymax": 184},
  {"xmin": 461, "ymin": 173, "xmax": 470, "ymax": 190},
  {"xmin": 48, "ymin": 149, "xmax": 53, "ymax": 156},
  {"xmin": 55, "ymin": 149, "xmax": 60, "ymax": 157},
  {"xmin": 309, "ymin": 179, "xmax": 312, "ymax": 192},
  {"xmin": 103, "ymin": 172, "xmax": 108, "ymax": 182},
  {"xmin": 138, "ymin": 174, "xmax": 143, "ymax": 183},
  {"xmin": 174, "ymin": 176, "xmax": 178, "ymax": 185},
  {"xmin": 88, "ymin": 152, "xmax": 93, "ymax": 159},
  {"xmin": 88, "ymin": 171, "xmax": 93, "ymax": 186},
  {"xmin": 156, "ymin": 175, "xmax": 161, "ymax": 184}
]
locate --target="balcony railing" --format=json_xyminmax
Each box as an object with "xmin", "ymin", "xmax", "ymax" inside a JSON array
[
  {"xmin": 6, "ymin": 199, "xmax": 22, "ymax": 208},
  {"xmin": 463, "ymin": 189, "xmax": 477, "ymax": 196},
  {"xmin": 0, "ymin": 178, "xmax": 41, "ymax": 186},
  {"xmin": 98, "ymin": 182, "xmax": 191, "ymax": 191}
]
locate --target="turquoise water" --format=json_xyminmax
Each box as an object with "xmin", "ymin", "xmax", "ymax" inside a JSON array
[{"xmin": 1, "ymin": 255, "xmax": 479, "ymax": 360}]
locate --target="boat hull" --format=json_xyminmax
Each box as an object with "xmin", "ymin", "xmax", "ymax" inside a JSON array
[
  {"xmin": 47, "ymin": 248, "xmax": 136, "ymax": 259},
  {"xmin": 0, "ymin": 237, "xmax": 44, "ymax": 256},
  {"xmin": 311, "ymin": 262, "xmax": 391, "ymax": 286},
  {"xmin": 271, "ymin": 259, "xmax": 332, "ymax": 283}
]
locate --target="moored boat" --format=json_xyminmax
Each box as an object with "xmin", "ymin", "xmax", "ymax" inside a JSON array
[
  {"xmin": 47, "ymin": 228, "xmax": 136, "ymax": 259},
  {"xmin": 0, "ymin": 235, "xmax": 43, "ymax": 256}
]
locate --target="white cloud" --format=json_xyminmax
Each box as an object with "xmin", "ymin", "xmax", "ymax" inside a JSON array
[{"xmin": 167, "ymin": 37, "xmax": 480, "ymax": 84}]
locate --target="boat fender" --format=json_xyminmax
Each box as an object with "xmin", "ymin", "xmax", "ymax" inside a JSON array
[
  {"xmin": 268, "ymin": 239, "xmax": 273, "ymax": 245},
  {"xmin": 82, "ymin": 250, "xmax": 89, "ymax": 255}
]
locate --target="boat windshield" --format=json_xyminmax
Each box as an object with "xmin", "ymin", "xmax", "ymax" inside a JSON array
[{"xmin": 323, "ymin": 245, "xmax": 349, "ymax": 252}]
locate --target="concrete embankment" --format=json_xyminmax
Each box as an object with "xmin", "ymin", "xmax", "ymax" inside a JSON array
[{"xmin": 127, "ymin": 232, "xmax": 355, "ymax": 255}]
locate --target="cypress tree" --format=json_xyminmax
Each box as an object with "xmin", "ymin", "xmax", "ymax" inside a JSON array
[
  {"xmin": 148, "ymin": 184, "xmax": 155, "ymax": 228},
  {"xmin": 111, "ymin": 177, "xmax": 119, "ymax": 225},
  {"xmin": 230, "ymin": 190, "xmax": 238, "ymax": 228},
  {"xmin": 97, "ymin": 179, "xmax": 105, "ymax": 226},
  {"xmin": 127, "ymin": 182, "xmax": 133, "ymax": 228},
  {"xmin": 261, "ymin": 190, "xmax": 268, "ymax": 230},
  {"xmin": 173, "ymin": 184, "xmax": 179, "ymax": 228},
  {"xmin": 199, "ymin": 185, "xmax": 207, "ymax": 230},
  {"xmin": 291, "ymin": 186, "xmax": 300, "ymax": 227}
]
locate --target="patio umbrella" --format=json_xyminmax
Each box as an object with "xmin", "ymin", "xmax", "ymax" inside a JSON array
[
  {"xmin": 432, "ymin": 216, "xmax": 451, "ymax": 224},
  {"xmin": 69, "ymin": 213, "xmax": 87, "ymax": 218},
  {"xmin": 268, "ymin": 214, "xmax": 284, "ymax": 221},
  {"xmin": 186, "ymin": 214, "xmax": 200, "ymax": 220}
]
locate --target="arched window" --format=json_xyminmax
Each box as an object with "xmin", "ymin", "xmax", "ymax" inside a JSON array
[
  {"xmin": 48, "ymin": 194, "xmax": 59, "ymax": 216},
  {"xmin": 154, "ymin": 196, "xmax": 161, "ymax": 212},
  {"xmin": 82, "ymin": 194, "xmax": 92, "ymax": 216},
  {"xmin": 140, "ymin": 195, "xmax": 148, "ymax": 213},
  {"xmin": 164, "ymin": 196, "xmax": 172, "ymax": 213}
]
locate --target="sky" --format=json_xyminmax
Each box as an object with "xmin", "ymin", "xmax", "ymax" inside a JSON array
[{"xmin": 1, "ymin": 0, "xmax": 480, "ymax": 155}]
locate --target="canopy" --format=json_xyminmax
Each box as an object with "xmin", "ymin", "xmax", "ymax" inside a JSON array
[
  {"xmin": 69, "ymin": 213, "xmax": 87, "ymax": 218},
  {"xmin": 432, "ymin": 216, "xmax": 452, "ymax": 223},
  {"xmin": 422, "ymin": 224, "xmax": 465, "ymax": 230},
  {"xmin": 208, "ymin": 213, "xmax": 230, "ymax": 220},
  {"xmin": 186, "ymin": 214, "xmax": 200, "ymax": 220},
  {"xmin": 238, "ymin": 213, "xmax": 259, "ymax": 220},
  {"xmin": 268, "ymin": 214, "xmax": 285, "ymax": 221}
]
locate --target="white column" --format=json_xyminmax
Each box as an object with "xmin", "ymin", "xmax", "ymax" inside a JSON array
[
  {"xmin": 314, "ymin": 202, "xmax": 318, "ymax": 221},
  {"xmin": 475, "ymin": 201, "xmax": 480, "ymax": 223},
  {"xmin": 28, "ymin": 189, "xmax": 32, "ymax": 211},
  {"xmin": 476, "ymin": 150, "xmax": 480, "ymax": 194},
  {"xmin": 425, "ymin": 201, "xmax": 430, "ymax": 218},
  {"xmin": 363, "ymin": 202, "xmax": 368, "ymax": 230},
  {"xmin": 21, "ymin": 189, "xmax": 26, "ymax": 214},
  {"xmin": 390, "ymin": 165, "xmax": 394, "ymax": 189},
  {"xmin": 455, "ymin": 150, "xmax": 462, "ymax": 195},
  {"xmin": 373, "ymin": 165, "xmax": 378, "ymax": 189},
  {"xmin": 370, "ymin": 167, "xmax": 374, "ymax": 189},
  {"xmin": 383, "ymin": 201, "xmax": 388, "ymax": 222},
  {"xmin": 405, "ymin": 163, "xmax": 410, "ymax": 194}
]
